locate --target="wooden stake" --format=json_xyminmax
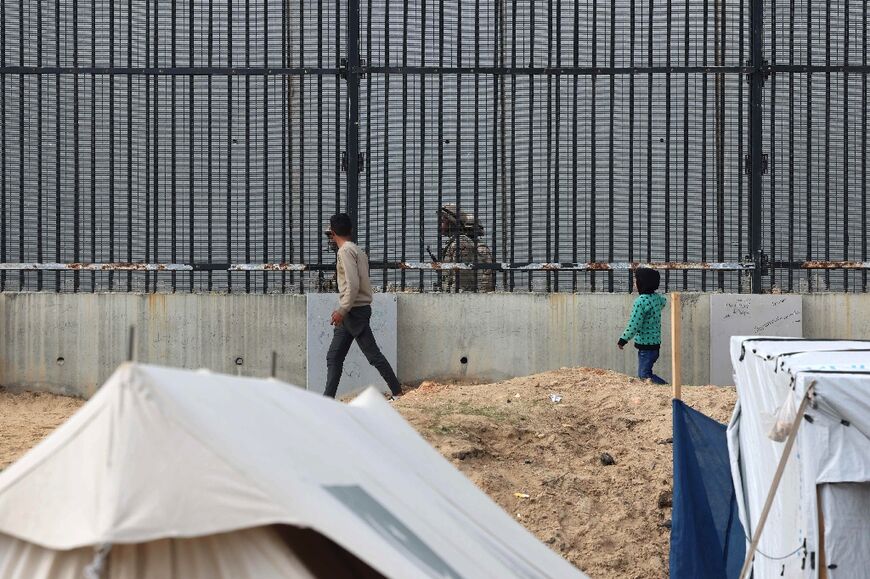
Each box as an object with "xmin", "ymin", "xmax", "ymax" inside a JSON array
[{"xmin": 670, "ymin": 292, "xmax": 682, "ymax": 400}]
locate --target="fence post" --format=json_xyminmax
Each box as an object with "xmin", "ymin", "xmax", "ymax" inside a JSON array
[
  {"xmin": 748, "ymin": 0, "xmax": 765, "ymax": 293},
  {"xmin": 345, "ymin": 0, "xmax": 361, "ymax": 234},
  {"xmin": 670, "ymin": 292, "xmax": 682, "ymax": 400}
]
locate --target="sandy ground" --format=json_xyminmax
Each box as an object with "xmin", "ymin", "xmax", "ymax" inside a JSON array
[
  {"xmin": 0, "ymin": 390, "xmax": 85, "ymax": 470},
  {"xmin": 0, "ymin": 368, "xmax": 736, "ymax": 579}
]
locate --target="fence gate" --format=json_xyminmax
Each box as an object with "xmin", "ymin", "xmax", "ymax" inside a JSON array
[{"xmin": 1, "ymin": 0, "xmax": 869, "ymax": 293}]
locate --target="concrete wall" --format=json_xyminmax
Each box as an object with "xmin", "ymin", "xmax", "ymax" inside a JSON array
[
  {"xmin": 396, "ymin": 293, "xmax": 709, "ymax": 386},
  {"xmin": 3, "ymin": 292, "xmax": 870, "ymax": 396},
  {"xmin": 0, "ymin": 293, "xmax": 307, "ymax": 396}
]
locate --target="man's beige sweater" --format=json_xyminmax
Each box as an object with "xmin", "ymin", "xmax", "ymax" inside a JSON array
[{"xmin": 336, "ymin": 242, "xmax": 374, "ymax": 315}]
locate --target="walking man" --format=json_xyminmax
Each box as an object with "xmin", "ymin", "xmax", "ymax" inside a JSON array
[{"xmin": 323, "ymin": 213, "xmax": 403, "ymax": 399}]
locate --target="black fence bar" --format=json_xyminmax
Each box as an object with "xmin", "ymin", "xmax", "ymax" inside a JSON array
[
  {"xmin": 1, "ymin": 0, "xmax": 5, "ymax": 292},
  {"xmin": 190, "ymin": 0, "xmax": 196, "ymax": 293},
  {"xmin": 0, "ymin": 0, "xmax": 868, "ymax": 295},
  {"xmin": 90, "ymin": 0, "xmax": 96, "ymax": 292},
  {"xmin": 865, "ymin": 0, "xmax": 869, "ymax": 293},
  {"xmin": 749, "ymin": 0, "xmax": 764, "ymax": 293}
]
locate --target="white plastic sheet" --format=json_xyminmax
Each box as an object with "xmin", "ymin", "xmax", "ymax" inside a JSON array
[{"xmin": 728, "ymin": 338, "xmax": 870, "ymax": 579}]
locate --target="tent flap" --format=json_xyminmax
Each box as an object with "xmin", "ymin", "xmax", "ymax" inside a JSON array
[{"xmin": 670, "ymin": 400, "xmax": 745, "ymax": 579}]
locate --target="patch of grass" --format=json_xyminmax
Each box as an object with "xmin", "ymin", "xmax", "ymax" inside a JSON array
[
  {"xmin": 432, "ymin": 401, "xmax": 509, "ymax": 422},
  {"xmin": 431, "ymin": 423, "xmax": 458, "ymax": 435}
]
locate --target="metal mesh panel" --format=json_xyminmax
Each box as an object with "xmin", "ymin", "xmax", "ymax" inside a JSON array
[
  {"xmin": 359, "ymin": 0, "xmax": 751, "ymax": 292},
  {"xmin": 1, "ymin": 0, "xmax": 868, "ymax": 293}
]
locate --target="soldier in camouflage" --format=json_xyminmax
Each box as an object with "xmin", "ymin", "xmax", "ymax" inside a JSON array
[{"xmin": 439, "ymin": 204, "xmax": 496, "ymax": 292}]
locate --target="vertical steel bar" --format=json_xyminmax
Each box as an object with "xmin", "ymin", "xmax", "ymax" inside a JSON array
[
  {"xmin": 281, "ymin": 0, "xmax": 287, "ymax": 292},
  {"xmin": 682, "ymin": 0, "xmax": 689, "ymax": 291},
  {"xmin": 864, "ymin": 0, "xmax": 868, "ymax": 292},
  {"xmin": 75, "ymin": 0, "xmax": 83, "ymax": 291},
  {"xmin": 263, "ymin": 0, "xmax": 270, "ymax": 293},
  {"xmin": 609, "ymin": 0, "xmax": 616, "ymax": 293},
  {"xmin": 474, "ymin": 0, "xmax": 482, "ymax": 291},
  {"xmin": 171, "ymin": 0, "xmax": 177, "ymax": 291},
  {"xmin": 769, "ymin": 0, "xmax": 777, "ymax": 289},
  {"xmin": 346, "ymin": 0, "xmax": 361, "ymax": 236},
  {"xmin": 647, "ymin": 0, "xmax": 653, "ymax": 265},
  {"xmin": 591, "ymin": 0, "xmax": 597, "ymax": 292},
  {"xmin": 1, "ymin": 0, "xmax": 6, "ymax": 291},
  {"xmin": 109, "ymin": 0, "xmax": 116, "ymax": 290},
  {"xmin": 35, "ymin": 0, "xmax": 43, "ymax": 290},
  {"xmin": 420, "ymin": 0, "xmax": 426, "ymax": 290},
  {"xmin": 127, "ymin": 0, "xmax": 133, "ymax": 291},
  {"xmin": 546, "ymin": 0, "xmax": 553, "ymax": 293},
  {"xmin": 190, "ymin": 0, "xmax": 196, "ymax": 292},
  {"xmin": 715, "ymin": 0, "xmax": 725, "ymax": 290},
  {"xmin": 401, "ymin": 0, "xmax": 408, "ymax": 291},
  {"xmin": 226, "ymin": 0, "xmax": 233, "ymax": 292},
  {"xmin": 317, "ymin": 0, "xmax": 324, "ymax": 289},
  {"xmin": 109, "ymin": 2, "xmax": 115, "ymax": 291},
  {"xmin": 748, "ymin": 0, "xmax": 764, "ymax": 293},
  {"xmin": 572, "ymin": 0, "xmax": 579, "ymax": 291},
  {"xmin": 456, "ymin": 0, "xmax": 463, "ymax": 292},
  {"xmin": 153, "ymin": 0, "xmax": 160, "ymax": 291},
  {"xmin": 806, "ymin": 0, "xmax": 813, "ymax": 292},
  {"xmin": 702, "ymin": 0, "xmax": 709, "ymax": 291},
  {"xmin": 244, "ymin": 0, "xmax": 251, "ymax": 292},
  {"xmin": 385, "ymin": 0, "xmax": 392, "ymax": 290},
  {"xmin": 628, "ymin": 0, "xmax": 635, "ymax": 292},
  {"xmin": 364, "ymin": 0, "xmax": 371, "ymax": 254},
  {"xmin": 208, "ymin": 0, "xmax": 215, "ymax": 291},
  {"xmin": 91, "ymin": 0, "xmax": 97, "ymax": 291},
  {"xmin": 52, "ymin": 0, "xmax": 62, "ymax": 291},
  {"xmin": 737, "ymin": 0, "xmax": 744, "ymax": 293},
  {"xmin": 554, "ymin": 0, "xmax": 561, "ymax": 291},
  {"xmin": 498, "ymin": 0, "xmax": 506, "ymax": 290},
  {"xmin": 824, "ymin": 0, "xmax": 831, "ymax": 290},
  {"xmin": 36, "ymin": 0, "xmax": 43, "ymax": 290},
  {"xmin": 788, "ymin": 0, "xmax": 794, "ymax": 291},
  {"xmin": 527, "ymin": 0, "xmax": 534, "ymax": 293},
  {"xmin": 665, "ymin": 0, "xmax": 671, "ymax": 291},
  {"xmin": 297, "ymin": 0, "xmax": 304, "ymax": 292},
  {"xmin": 145, "ymin": 0, "xmax": 151, "ymax": 291},
  {"xmin": 19, "ymin": 0, "xmax": 25, "ymax": 290},
  {"xmin": 335, "ymin": 0, "xmax": 341, "ymax": 221},
  {"xmin": 438, "ymin": 0, "xmax": 445, "ymax": 289},
  {"xmin": 287, "ymin": 0, "xmax": 295, "ymax": 289},
  {"xmin": 509, "ymin": 0, "xmax": 516, "ymax": 291},
  {"xmin": 843, "ymin": 4, "xmax": 849, "ymax": 291}
]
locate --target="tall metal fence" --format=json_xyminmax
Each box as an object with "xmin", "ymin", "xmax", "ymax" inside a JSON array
[{"xmin": 0, "ymin": 0, "xmax": 868, "ymax": 293}]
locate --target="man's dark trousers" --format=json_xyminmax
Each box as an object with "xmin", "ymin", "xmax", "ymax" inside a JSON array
[{"xmin": 324, "ymin": 305, "xmax": 402, "ymax": 398}]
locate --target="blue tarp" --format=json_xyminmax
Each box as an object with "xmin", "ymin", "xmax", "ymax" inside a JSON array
[{"xmin": 670, "ymin": 399, "xmax": 746, "ymax": 579}]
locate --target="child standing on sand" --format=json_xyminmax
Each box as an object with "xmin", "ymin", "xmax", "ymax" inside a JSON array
[{"xmin": 617, "ymin": 268, "xmax": 668, "ymax": 384}]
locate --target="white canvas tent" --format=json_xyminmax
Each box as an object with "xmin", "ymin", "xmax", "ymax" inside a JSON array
[
  {"xmin": 728, "ymin": 337, "xmax": 870, "ymax": 579},
  {"xmin": 0, "ymin": 363, "xmax": 584, "ymax": 579}
]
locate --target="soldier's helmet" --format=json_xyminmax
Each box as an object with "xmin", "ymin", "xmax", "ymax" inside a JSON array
[{"xmin": 439, "ymin": 203, "xmax": 485, "ymax": 237}]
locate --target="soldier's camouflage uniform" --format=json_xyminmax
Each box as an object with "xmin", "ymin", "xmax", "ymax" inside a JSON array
[
  {"xmin": 443, "ymin": 234, "xmax": 496, "ymax": 292},
  {"xmin": 439, "ymin": 204, "xmax": 496, "ymax": 292}
]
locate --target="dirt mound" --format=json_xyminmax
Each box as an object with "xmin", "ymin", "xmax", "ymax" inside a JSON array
[
  {"xmin": 0, "ymin": 388, "xmax": 84, "ymax": 470},
  {"xmin": 393, "ymin": 368, "xmax": 736, "ymax": 579},
  {"xmin": 0, "ymin": 369, "xmax": 736, "ymax": 578}
]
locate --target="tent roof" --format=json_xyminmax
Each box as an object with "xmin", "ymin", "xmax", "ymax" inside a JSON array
[{"xmin": 0, "ymin": 364, "xmax": 583, "ymax": 579}]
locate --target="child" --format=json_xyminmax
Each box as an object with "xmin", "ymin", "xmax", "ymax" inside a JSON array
[{"xmin": 617, "ymin": 268, "xmax": 668, "ymax": 384}]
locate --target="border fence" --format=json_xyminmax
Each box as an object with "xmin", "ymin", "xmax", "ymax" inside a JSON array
[{"xmin": 1, "ymin": 0, "xmax": 869, "ymax": 293}]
